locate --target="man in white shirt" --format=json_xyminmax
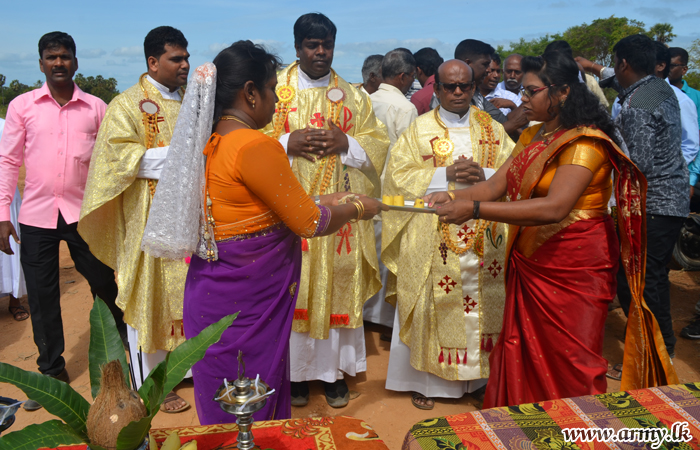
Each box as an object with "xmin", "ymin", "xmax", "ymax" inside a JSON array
[
  {"xmin": 481, "ymin": 54, "xmax": 522, "ymax": 115},
  {"xmin": 499, "ymin": 53, "xmax": 523, "ymax": 96},
  {"xmin": 360, "ymin": 54, "xmax": 383, "ymax": 95},
  {"xmin": 365, "ymin": 49, "xmax": 419, "ymax": 329}
]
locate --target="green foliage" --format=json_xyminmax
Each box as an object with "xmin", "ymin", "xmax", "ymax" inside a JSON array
[
  {"xmin": 74, "ymin": 73, "xmax": 119, "ymax": 104},
  {"xmin": 89, "ymin": 297, "xmax": 131, "ymax": 399},
  {"xmin": 561, "ymin": 16, "xmax": 646, "ymax": 66},
  {"xmin": 0, "ymin": 363, "xmax": 90, "ymax": 439},
  {"xmin": 686, "ymin": 72, "xmax": 700, "ymax": 91},
  {"xmin": 0, "ymin": 299, "xmax": 236, "ymax": 450},
  {"xmin": 502, "ymin": 34, "xmax": 562, "ymax": 57},
  {"xmin": 500, "ymin": 16, "xmax": 675, "ymax": 68},
  {"xmin": 646, "ymin": 23, "xmax": 676, "ymax": 43},
  {"xmin": 0, "ymin": 420, "xmax": 85, "ymax": 450}
]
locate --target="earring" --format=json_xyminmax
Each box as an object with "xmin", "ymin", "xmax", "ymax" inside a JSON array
[
  {"xmin": 250, "ymin": 97, "xmax": 255, "ymax": 108},
  {"xmin": 560, "ymin": 97, "xmax": 567, "ymax": 107}
]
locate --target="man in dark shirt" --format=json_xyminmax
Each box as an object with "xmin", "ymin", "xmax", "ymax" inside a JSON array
[{"xmin": 612, "ymin": 34, "xmax": 688, "ymax": 363}]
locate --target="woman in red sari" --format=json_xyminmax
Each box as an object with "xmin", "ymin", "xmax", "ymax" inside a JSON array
[{"xmin": 426, "ymin": 51, "xmax": 676, "ymax": 407}]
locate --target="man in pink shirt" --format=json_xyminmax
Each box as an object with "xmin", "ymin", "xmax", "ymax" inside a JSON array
[
  {"xmin": 410, "ymin": 47, "xmax": 444, "ymax": 115},
  {"xmin": 0, "ymin": 32, "xmax": 124, "ymax": 410}
]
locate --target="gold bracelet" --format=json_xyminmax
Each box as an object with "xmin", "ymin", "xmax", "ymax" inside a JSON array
[
  {"xmin": 447, "ymin": 191, "xmax": 456, "ymax": 201},
  {"xmin": 349, "ymin": 201, "xmax": 362, "ymax": 223},
  {"xmin": 355, "ymin": 199, "xmax": 365, "ymax": 221}
]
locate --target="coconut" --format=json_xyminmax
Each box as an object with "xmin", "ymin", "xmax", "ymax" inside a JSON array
[{"xmin": 86, "ymin": 360, "xmax": 147, "ymax": 449}]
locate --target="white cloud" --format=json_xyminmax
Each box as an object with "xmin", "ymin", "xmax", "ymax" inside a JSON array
[
  {"xmin": 80, "ymin": 48, "xmax": 106, "ymax": 59},
  {"xmin": 112, "ymin": 46, "xmax": 142, "ymax": 57},
  {"xmin": 0, "ymin": 52, "xmax": 36, "ymax": 62}
]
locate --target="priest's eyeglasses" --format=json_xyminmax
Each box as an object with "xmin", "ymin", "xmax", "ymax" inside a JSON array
[
  {"xmin": 438, "ymin": 82, "xmax": 475, "ymax": 93},
  {"xmin": 520, "ymin": 85, "xmax": 555, "ymax": 98}
]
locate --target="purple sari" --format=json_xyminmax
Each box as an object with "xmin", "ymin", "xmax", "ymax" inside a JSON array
[{"xmin": 183, "ymin": 224, "xmax": 303, "ymax": 423}]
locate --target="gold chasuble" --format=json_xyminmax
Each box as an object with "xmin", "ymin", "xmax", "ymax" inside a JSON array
[
  {"xmin": 79, "ymin": 76, "xmax": 188, "ymax": 353},
  {"xmin": 382, "ymin": 106, "xmax": 514, "ymax": 380},
  {"xmin": 263, "ymin": 64, "xmax": 390, "ymax": 340}
]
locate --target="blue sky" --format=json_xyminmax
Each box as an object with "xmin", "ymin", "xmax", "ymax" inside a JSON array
[{"xmin": 1, "ymin": 0, "xmax": 699, "ymax": 91}]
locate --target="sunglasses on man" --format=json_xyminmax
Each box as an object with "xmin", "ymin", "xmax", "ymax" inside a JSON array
[{"xmin": 438, "ymin": 82, "xmax": 475, "ymax": 93}]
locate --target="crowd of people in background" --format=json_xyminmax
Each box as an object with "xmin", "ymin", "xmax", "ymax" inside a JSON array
[{"xmin": 1, "ymin": 12, "xmax": 699, "ymax": 424}]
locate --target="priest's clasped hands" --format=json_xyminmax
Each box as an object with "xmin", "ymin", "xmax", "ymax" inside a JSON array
[
  {"xmin": 287, "ymin": 120, "xmax": 349, "ymax": 162},
  {"xmin": 446, "ymin": 156, "xmax": 485, "ymax": 184}
]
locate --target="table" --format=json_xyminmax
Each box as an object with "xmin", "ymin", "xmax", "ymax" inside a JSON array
[
  {"xmin": 54, "ymin": 416, "xmax": 389, "ymax": 450},
  {"xmin": 403, "ymin": 382, "xmax": 700, "ymax": 450}
]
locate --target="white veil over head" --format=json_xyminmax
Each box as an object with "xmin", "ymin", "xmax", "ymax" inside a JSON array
[{"xmin": 141, "ymin": 63, "xmax": 218, "ymax": 260}]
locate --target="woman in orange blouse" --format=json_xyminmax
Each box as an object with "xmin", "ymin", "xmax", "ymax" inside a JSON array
[
  {"xmin": 183, "ymin": 41, "xmax": 385, "ymax": 424},
  {"xmin": 426, "ymin": 51, "xmax": 675, "ymax": 407}
]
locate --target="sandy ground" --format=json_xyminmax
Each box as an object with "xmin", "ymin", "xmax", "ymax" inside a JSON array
[{"xmin": 1, "ymin": 171, "xmax": 699, "ymax": 449}]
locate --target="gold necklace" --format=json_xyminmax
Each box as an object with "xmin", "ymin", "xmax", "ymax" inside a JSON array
[
  {"xmin": 432, "ymin": 107, "xmax": 455, "ymax": 167},
  {"xmin": 541, "ymin": 124, "xmax": 563, "ymax": 138},
  {"xmin": 220, "ymin": 115, "xmax": 252, "ymax": 129}
]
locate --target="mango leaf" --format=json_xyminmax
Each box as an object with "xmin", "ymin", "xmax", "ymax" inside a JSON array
[
  {"xmin": 138, "ymin": 359, "xmax": 166, "ymax": 415},
  {"xmin": 159, "ymin": 313, "xmax": 237, "ymax": 403},
  {"xmin": 116, "ymin": 414, "xmax": 154, "ymax": 450},
  {"xmin": 0, "ymin": 419, "xmax": 85, "ymax": 450},
  {"xmin": 0, "ymin": 363, "xmax": 89, "ymax": 438},
  {"xmin": 89, "ymin": 296, "xmax": 130, "ymax": 398}
]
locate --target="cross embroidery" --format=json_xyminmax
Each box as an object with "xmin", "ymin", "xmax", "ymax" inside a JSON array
[
  {"xmin": 310, "ymin": 113, "xmax": 326, "ymax": 128},
  {"xmin": 479, "ymin": 139, "xmax": 500, "ymax": 146},
  {"xmin": 155, "ymin": 116, "xmax": 165, "ymax": 133},
  {"xmin": 488, "ymin": 260, "xmax": 502, "ymax": 278},
  {"xmin": 438, "ymin": 275, "xmax": 457, "ymax": 294},
  {"xmin": 457, "ymin": 224, "xmax": 474, "ymax": 240},
  {"xmin": 422, "ymin": 154, "xmax": 437, "ymax": 167},
  {"xmin": 464, "ymin": 295, "xmax": 477, "ymax": 313},
  {"xmin": 340, "ymin": 107, "xmax": 354, "ymax": 133},
  {"xmin": 336, "ymin": 223, "xmax": 353, "ymax": 255}
]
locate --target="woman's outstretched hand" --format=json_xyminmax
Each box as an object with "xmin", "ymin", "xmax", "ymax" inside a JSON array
[
  {"xmin": 423, "ymin": 191, "xmax": 452, "ymax": 208},
  {"xmin": 358, "ymin": 196, "xmax": 389, "ymax": 219},
  {"xmin": 436, "ymin": 199, "xmax": 474, "ymax": 225}
]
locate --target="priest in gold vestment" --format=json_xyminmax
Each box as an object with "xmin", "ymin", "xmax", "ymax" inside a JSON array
[
  {"xmin": 382, "ymin": 60, "xmax": 514, "ymax": 409},
  {"xmin": 79, "ymin": 27, "xmax": 191, "ymax": 411},
  {"xmin": 263, "ymin": 13, "xmax": 389, "ymax": 407}
]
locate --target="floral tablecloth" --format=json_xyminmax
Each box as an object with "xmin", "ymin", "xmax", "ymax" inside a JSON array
[
  {"xmin": 403, "ymin": 382, "xmax": 700, "ymax": 450},
  {"xmin": 53, "ymin": 415, "xmax": 388, "ymax": 450}
]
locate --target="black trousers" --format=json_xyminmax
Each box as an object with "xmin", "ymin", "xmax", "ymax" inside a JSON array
[
  {"xmin": 20, "ymin": 213, "xmax": 123, "ymax": 376},
  {"xmin": 617, "ymin": 213, "xmax": 683, "ymax": 354}
]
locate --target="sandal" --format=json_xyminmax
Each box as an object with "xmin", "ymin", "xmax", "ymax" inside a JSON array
[
  {"xmin": 323, "ymin": 380, "xmax": 349, "ymax": 408},
  {"xmin": 411, "ymin": 392, "xmax": 435, "ymax": 410},
  {"xmin": 8, "ymin": 305, "xmax": 29, "ymax": 322},
  {"xmin": 606, "ymin": 363, "xmax": 623, "ymax": 381},
  {"xmin": 159, "ymin": 391, "xmax": 190, "ymax": 414}
]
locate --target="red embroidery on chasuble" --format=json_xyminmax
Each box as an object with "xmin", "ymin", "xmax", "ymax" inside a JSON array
[
  {"xmin": 330, "ymin": 314, "xmax": 350, "ymax": 326},
  {"xmin": 340, "ymin": 107, "xmax": 354, "ymax": 133},
  {"xmin": 310, "ymin": 112, "xmax": 325, "ymax": 128},
  {"xmin": 479, "ymin": 138, "xmax": 500, "ymax": 146},
  {"xmin": 294, "ymin": 309, "xmax": 309, "ymax": 320},
  {"xmin": 457, "ymin": 224, "xmax": 475, "ymax": 240},
  {"xmin": 274, "ymin": 107, "xmax": 297, "ymax": 133},
  {"xmin": 488, "ymin": 259, "xmax": 502, "ymax": 278},
  {"xmin": 336, "ymin": 223, "xmax": 353, "ymax": 255},
  {"xmin": 438, "ymin": 275, "xmax": 457, "ymax": 294},
  {"xmin": 464, "ymin": 295, "xmax": 477, "ymax": 313}
]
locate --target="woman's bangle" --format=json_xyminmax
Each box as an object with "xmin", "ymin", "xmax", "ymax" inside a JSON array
[
  {"xmin": 447, "ymin": 191, "xmax": 456, "ymax": 201},
  {"xmin": 473, "ymin": 201, "xmax": 480, "ymax": 220},
  {"xmin": 313, "ymin": 195, "xmax": 321, "ymax": 205},
  {"xmin": 350, "ymin": 200, "xmax": 363, "ymax": 223}
]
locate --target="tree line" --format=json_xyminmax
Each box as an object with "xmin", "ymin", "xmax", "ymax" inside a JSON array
[
  {"xmin": 0, "ymin": 73, "xmax": 119, "ymax": 107},
  {"xmin": 496, "ymin": 16, "xmax": 700, "ymax": 90}
]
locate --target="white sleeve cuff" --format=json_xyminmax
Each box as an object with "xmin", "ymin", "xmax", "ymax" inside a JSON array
[
  {"xmin": 340, "ymin": 135, "xmax": 370, "ymax": 170},
  {"xmin": 278, "ymin": 133, "xmax": 293, "ymax": 166},
  {"xmin": 424, "ymin": 167, "xmax": 448, "ymax": 195},
  {"xmin": 136, "ymin": 146, "xmax": 169, "ymax": 179},
  {"xmin": 483, "ymin": 168, "xmax": 496, "ymax": 180}
]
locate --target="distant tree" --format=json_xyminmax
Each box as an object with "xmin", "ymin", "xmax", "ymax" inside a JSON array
[
  {"xmin": 562, "ymin": 16, "xmax": 646, "ymax": 66},
  {"xmin": 684, "ymin": 38, "xmax": 700, "ymax": 90},
  {"xmin": 0, "ymin": 74, "xmax": 5, "ymax": 105},
  {"xmin": 502, "ymin": 34, "xmax": 562, "ymax": 57},
  {"xmin": 647, "ymin": 23, "xmax": 676, "ymax": 44},
  {"xmin": 74, "ymin": 73, "xmax": 119, "ymax": 104}
]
